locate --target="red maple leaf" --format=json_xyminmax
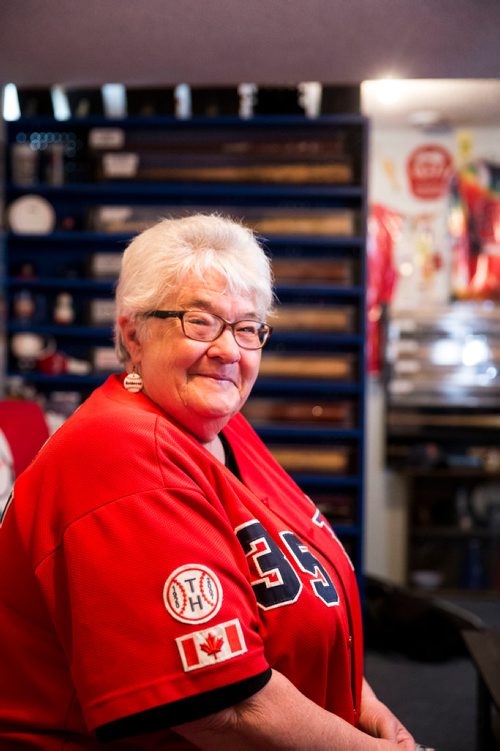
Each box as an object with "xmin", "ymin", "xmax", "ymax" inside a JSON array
[{"xmin": 200, "ymin": 633, "xmax": 224, "ymax": 659}]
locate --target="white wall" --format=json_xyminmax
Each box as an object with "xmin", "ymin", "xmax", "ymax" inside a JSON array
[
  {"xmin": 364, "ymin": 377, "xmax": 409, "ymax": 584},
  {"xmin": 363, "ymin": 123, "xmax": 500, "ymax": 583}
]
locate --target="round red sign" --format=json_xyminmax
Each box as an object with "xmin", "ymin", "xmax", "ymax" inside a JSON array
[{"xmin": 407, "ymin": 144, "xmax": 453, "ymax": 199}]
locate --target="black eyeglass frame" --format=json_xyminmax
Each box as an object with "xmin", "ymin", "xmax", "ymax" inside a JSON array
[{"xmin": 145, "ymin": 309, "xmax": 273, "ymax": 350}]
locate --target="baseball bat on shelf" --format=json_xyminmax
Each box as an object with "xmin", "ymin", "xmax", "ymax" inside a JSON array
[
  {"xmin": 268, "ymin": 446, "xmax": 351, "ymax": 473},
  {"xmin": 270, "ymin": 305, "xmax": 355, "ymax": 332},
  {"xmin": 129, "ymin": 162, "xmax": 353, "ymax": 185},
  {"xmin": 242, "ymin": 398, "xmax": 354, "ymax": 426},
  {"xmin": 88, "ymin": 206, "xmax": 356, "ymax": 238},
  {"xmin": 272, "ymin": 258, "xmax": 354, "ymax": 285},
  {"xmin": 248, "ymin": 212, "xmax": 355, "ymax": 237},
  {"xmin": 94, "ymin": 132, "xmax": 349, "ymax": 156},
  {"xmin": 259, "ymin": 354, "xmax": 354, "ymax": 379}
]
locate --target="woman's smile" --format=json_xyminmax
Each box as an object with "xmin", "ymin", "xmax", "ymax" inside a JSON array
[{"xmin": 190, "ymin": 370, "xmax": 238, "ymax": 387}]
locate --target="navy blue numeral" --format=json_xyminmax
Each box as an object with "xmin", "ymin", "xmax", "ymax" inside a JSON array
[
  {"xmin": 281, "ymin": 531, "xmax": 339, "ymax": 606},
  {"xmin": 236, "ymin": 520, "xmax": 302, "ymax": 609}
]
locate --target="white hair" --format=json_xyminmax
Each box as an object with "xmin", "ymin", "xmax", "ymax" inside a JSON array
[{"xmin": 114, "ymin": 213, "xmax": 274, "ymax": 364}]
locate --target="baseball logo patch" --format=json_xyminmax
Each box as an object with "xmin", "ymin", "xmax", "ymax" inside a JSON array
[{"xmin": 163, "ymin": 564, "xmax": 223, "ymax": 624}]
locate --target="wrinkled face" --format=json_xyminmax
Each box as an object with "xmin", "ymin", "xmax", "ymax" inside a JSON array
[{"xmin": 119, "ymin": 271, "xmax": 264, "ymax": 443}]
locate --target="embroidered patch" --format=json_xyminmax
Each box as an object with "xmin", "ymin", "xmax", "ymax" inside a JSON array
[
  {"xmin": 176, "ymin": 618, "xmax": 247, "ymax": 672},
  {"xmin": 163, "ymin": 564, "xmax": 223, "ymax": 624}
]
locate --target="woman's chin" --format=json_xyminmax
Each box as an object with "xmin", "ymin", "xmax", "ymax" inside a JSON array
[
  {"xmin": 197, "ymin": 403, "xmax": 237, "ymax": 423},
  {"xmin": 185, "ymin": 399, "xmax": 237, "ymax": 432}
]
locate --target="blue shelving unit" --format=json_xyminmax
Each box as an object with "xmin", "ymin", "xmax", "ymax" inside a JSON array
[{"xmin": 3, "ymin": 113, "xmax": 368, "ymax": 582}]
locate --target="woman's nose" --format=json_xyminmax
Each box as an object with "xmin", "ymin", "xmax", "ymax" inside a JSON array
[{"xmin": 207, "ymin": 327, "xmax": 241, "ymax": 360}]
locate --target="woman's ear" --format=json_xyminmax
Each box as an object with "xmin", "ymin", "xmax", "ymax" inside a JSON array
[{"xmin": 118, "ymin": 315, "xmax": 143, "ymax": 364}]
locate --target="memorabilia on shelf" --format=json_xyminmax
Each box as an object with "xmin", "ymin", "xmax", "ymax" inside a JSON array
[
  {"xmin": 8, "ymin": 195, "xmax": 56, "ymax": 234},
  {"xmin": 37, "ymin": 352, "xmax": 91, "ymax": 376},
  {"xmin": 53, "ymin": 293, "xmax": 75, "ymax": 325},
  {"xmin": 268, "ymin": 445, "xmax": 350, "ymax": 473},
  {"xmin": 88, "ymin": 128, "xmax": 126, "ymax": 150},
  {"xmin": 272, "ymin": 258, "xmax": 354, "ymax": 286},
  {"xmin": 88, "ymin": 253, "xmax": 122, "ymax": 279},
  {"xmin": 87, "ymin": 299, "xmax": 116, "ymax": 325},
  {"xmin": 242, "ymin": 398, "xmax": 354, "ymax": 427},
  {"xmin": 11, "ymin": 143, "xmax": 39, "ymax": 186},
  {"xmin": 10, "ymin": 333, "xmax": 53, "ymax": 371},
  {"xmin": 102, "ymin": 160, "xmax": 352, "ymax": 185},
  {"xmin": 90, "ymin": 129, "xmax": 353, "ymax": 185},
  {"xmin": 259, "ymin": 353, "xmax": 354, "ymax": 379},
  {"xmin": 12, "ymin": 141, "xmax": 68, "ymax": 187},
  {"xmin": 10, "ymin": 333, "xmax": 91, "ymax": 376},
  {"xmin": 44, "ymin": 143, "xmax": 66, "ymax": 186},
  {"xmin": 270, "ymin": 305, "xmax": 354, "ymax": 332},
  {"xmin": 101, "ymin": 152, "xmax": 139, "ymax": 179},
  {"xmin": 65, "ymin": 87, "xmax": 105, "ymax": 117},
  {"xmin": 13, "ymin": 290, "xmax": 36, "ymax": 322},
  {"xmin": 251, "ymin": 210, "xmax": 355, "ymax": 236},
  {"xmin": 92, "ymin": 347, "xmax": 121, "ymax": 373},
  {"xmin": 87, "ymin": 205, "xmax": 356, "ymax": 237}
]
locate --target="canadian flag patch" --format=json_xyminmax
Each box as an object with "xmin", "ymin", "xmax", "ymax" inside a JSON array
[{"xmin": 176, "ymin": 618, "xmax": 247, "ymax": 672}]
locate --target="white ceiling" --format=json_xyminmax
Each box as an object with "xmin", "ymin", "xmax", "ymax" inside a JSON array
[{"xmin": 1, "ymin": 0, "xmax": 500, "ymax": 126}]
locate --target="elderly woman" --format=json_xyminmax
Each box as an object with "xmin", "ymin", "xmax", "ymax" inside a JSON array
[{"xmin": 0, "ymin": 214, "xmax": 416, "ymax": 749}]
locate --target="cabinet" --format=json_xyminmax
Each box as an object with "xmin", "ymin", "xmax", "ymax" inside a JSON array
[
  {"xmin": 2, "ymin": 113, "xmax": 368, "ymax": 574},
  {"xmin": 386, "ymin": 304, "xmax": 500, "ymax": 594},
  {"xmin": 404, "ymin": 469, "xmax": 500, "ymax": 594}
]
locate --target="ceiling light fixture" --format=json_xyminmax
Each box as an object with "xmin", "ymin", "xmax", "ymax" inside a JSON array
[{"xmin": 372, "ymin": 77, "xmax": 405, "ymax": 106}]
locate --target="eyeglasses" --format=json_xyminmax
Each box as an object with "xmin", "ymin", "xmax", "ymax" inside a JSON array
[{"xmin": 145, "ymin": 310, "xmax": 272, "ymax": 350}]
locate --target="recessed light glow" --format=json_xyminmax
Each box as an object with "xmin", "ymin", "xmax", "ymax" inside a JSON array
[{"xmin": 373, "ymin": 78, "xmax": 405, "ymax": 106}]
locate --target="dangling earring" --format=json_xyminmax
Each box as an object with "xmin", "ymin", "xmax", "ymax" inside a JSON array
[{"xmin": 123, "ymin": 366, "xmax": 143, "ymax": 393}]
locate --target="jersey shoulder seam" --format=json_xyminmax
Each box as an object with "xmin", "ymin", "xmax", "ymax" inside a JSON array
[{"xmin": 33, "ymin": 481, "xmax": 208, "ymax": 574}]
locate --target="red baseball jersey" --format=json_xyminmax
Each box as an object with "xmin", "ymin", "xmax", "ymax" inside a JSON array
[{"xmin": 0, "ymin": 374, "xmax": 363, "ymax": 748}]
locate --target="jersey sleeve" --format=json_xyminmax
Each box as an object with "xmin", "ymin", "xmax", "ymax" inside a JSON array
[
  {"xmin": 34, "ymin": 417, "xmax": 270, "ymax": 734},
  {"xmin": 95, "ymin": 669, "xmax": 271, "ymax": 742}
]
